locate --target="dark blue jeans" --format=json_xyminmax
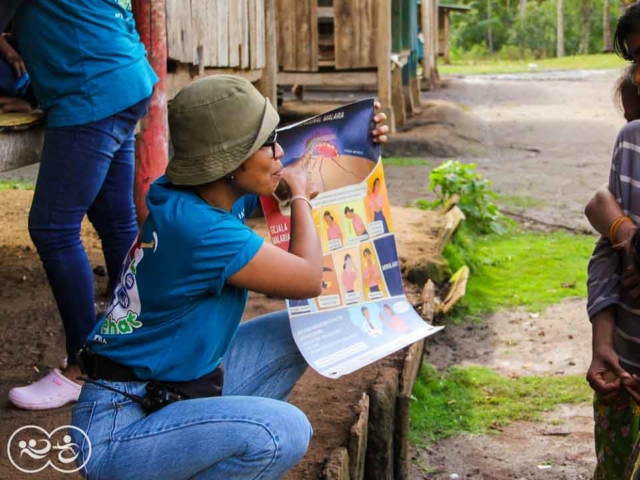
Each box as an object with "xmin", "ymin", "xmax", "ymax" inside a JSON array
[{"xmin": 29, "ymin": 97, "xmax": 151, "ymax": 365}]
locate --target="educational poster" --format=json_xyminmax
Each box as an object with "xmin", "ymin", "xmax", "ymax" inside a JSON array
[{"xmin": 261, "ymin": 99, "xmax": 442, "ymax": 379}]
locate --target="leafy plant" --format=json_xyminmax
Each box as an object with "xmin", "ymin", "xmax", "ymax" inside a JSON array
[{"xmin": 416, "ymin": 160, "xmax": 505, "ymax": 235}]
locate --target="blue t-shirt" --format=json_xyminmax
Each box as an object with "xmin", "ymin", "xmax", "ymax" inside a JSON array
[
  {"xmin": 13, "ymin": 0, "xmax": 158, "ymax": 127},
  {"xmin": 87, "ymin": 177, "xmax": 263, "ymax": 381}
]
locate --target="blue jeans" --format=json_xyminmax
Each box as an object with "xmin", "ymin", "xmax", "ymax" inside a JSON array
[
  {"xmin": 28, "ymin": 97, "xmax": 150, "ymax": 364},
  {"xmin": 70, "ymin": 310, "xmax": 312, "ymax": 480}
]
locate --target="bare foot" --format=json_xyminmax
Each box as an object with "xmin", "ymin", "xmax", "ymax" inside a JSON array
[{"xmin": 61, "ymin": 364, "xmax": 84, "ymax": 385}]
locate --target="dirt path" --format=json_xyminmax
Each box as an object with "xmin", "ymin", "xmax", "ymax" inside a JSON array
[
  {"xmin": 384, "ymin": 69, "xmax": 624, "ymax": 233},
  {"xmin": 411, "ymin": 298, "xmax": 594, "ymax": 480}
]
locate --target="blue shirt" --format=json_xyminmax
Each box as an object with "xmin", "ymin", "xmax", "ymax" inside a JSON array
[
  {"xmin": 13, "ymin": 0, "xmax": 158, "ymax": 127},
  {"xmin": 87, "ymin": 177, "xmax": 263, "ymax": 381}
]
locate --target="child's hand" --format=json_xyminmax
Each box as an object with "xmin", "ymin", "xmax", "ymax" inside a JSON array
[
  {"xmin": 623, "ymin": 374, "xmax": 640, "ymax": 403},
  {"xmin": 372, "ymin": 101, "xmax": 389, "ymax": 144},
  {"xmin": 587, "ymin": 346, "xmax": 629, "ymax": 404},
  {"xmin": 6, "ymin": 51, "xmax": 26, "ymax": 79},
  {"xmin": 623, "ymin": 263, "xmax": 640, "ymax": 298}
]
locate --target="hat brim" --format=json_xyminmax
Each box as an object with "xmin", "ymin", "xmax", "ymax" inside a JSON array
[{"xmin": 166, "ymin": 97, "xmax": 280, "ymax": 186}]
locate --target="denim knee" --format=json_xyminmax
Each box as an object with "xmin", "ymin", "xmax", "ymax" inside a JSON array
[
  {"xmin": 28, "ymin": 212, "xmax": 81, "ymax": 255},
  {"xmin": 273, "ymin": 403, "xmax": 313, "ymax": 468}
]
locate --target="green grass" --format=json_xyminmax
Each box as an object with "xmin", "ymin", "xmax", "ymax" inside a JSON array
[
  {"xmin": 442, "ymin": 227, "xmax": 594, "ymax": 320},
  {"xmin": 0, "ymin": 179, "xmax": 34, "ymax": 191},
  {"xmin": 439, "ymin": 53, "xmax": 627, "ymax": 76},
  {"xmin": 383, "ymin": 157, "xmax": 432, "ymax": 167},
  {"xmin": 497, "ymin": 194, "xmax": 545, "ymax": 209},
  {"xmin": 409, "ymin": 364, "xmax": 591, "ymax": 446}
]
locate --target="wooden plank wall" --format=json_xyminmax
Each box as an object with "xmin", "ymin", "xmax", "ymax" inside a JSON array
[
  {"xmin": 276, "ymin": 0, "xmax": 318, "ymax": 72},
  {"xmin": 166, "ymin": 0, "xmax": 265, "ymax": 70},
  {"xmin": 334, "ymin": 0, "xmax": 377, "ymax": 70}
]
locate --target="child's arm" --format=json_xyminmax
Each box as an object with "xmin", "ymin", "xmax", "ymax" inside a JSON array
[{"xmin": 585, "ymin": 185, "xmax": 636, "ymax": 248}]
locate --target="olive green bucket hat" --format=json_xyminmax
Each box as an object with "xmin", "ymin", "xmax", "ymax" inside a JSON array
[{"xmin": 166, "ymin": 75, "xmax": 280, "ymax": 186}]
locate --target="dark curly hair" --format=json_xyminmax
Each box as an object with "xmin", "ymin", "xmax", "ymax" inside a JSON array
[{"xmin": 614, "ymin": 2, "xmax": 640, "ymax": 61}]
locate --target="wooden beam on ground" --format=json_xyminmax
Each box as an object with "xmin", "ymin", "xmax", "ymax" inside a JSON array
[
  {"xmin": 323, "ymin": 448, "xmax": 351, "ymax": 480},
  {"xmin": 365, "ymin": 368, "xmax": 399, "ymax": 480},
  {"xmin": 438, "ymin": 266, "xmax": 470, "ymax": 314},
  {"xmin": 349, "ymin": 393, "xmax": 370, "ymax": 480},
  {"xmin": 376, "ymin": 0, "xmax": 395, "ymax": 133},
  {"xmin": 395, "ymin": 339, "xmax": 426, "ymax": 480}
]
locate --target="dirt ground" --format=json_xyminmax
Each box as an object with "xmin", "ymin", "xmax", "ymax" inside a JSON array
[{"xmin": 0, "ymin": 69, "xmax": 624, "ymax": 479}]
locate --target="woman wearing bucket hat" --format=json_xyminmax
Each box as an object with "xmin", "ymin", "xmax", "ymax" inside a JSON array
[{"xmin": 68, "ymin": 75, "xmax": 388, "ymax": 479}]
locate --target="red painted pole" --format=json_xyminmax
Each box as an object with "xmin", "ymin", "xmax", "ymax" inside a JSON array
[{"xmin": 132, "ymin": 0, "xmax": 168, "ymax": 226}]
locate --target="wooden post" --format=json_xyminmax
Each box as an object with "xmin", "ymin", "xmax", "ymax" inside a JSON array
[
  {"xmin": 433, "ymin": 0, "xmax": 439, "ymax": 82},
  {"xmin": 257, "ymin": 0, "xmax": 277, "ymax": 106},
  {"xmin": 133, "ymin": 0, "xmax": 168, "ymax": 226},
  {"xmin": 420, "ymin": 0, "xmax": 436, "ymax": 88},
  {"xmin": 392, "ymin": 64, "xmax": 406, "ymax": 128},
  {"xmin": 444, "ymin": 10, "xmax": 451, "ymax": 64},
  {"xmin": 377, "ymin": 0, "xmax": 395, "ymax": 133}
]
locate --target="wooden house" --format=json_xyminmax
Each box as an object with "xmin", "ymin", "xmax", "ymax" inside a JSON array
[
  {"xmin": 438, "ymin": 3, "xmax": 470, "ymax": 64},
  {"xmin": 275, "ymin": 0, "xmax": 438, "ymax": 132}
]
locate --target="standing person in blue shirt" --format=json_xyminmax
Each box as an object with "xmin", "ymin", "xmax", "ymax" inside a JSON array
[
  {"xmin": 7, "ymin": 0, "xmax": 158, "ymax": 410},
  {"xmin": 69, "ymin": 75, "xmax": 389, "ymax": 479}
]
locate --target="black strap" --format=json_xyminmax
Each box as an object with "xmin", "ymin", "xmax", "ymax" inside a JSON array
[
  {"xmin": 77, "ymin": 347, "xmax": 139, "ymax": 382},
  {"xmin": 76, "ymin": 346, "xmax": 225, "ymax": 399}
]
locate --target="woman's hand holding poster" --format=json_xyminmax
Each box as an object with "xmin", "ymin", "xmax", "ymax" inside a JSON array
[{"xmin": 260, "ymin": 99, "xmax": 443, "ymax": 378}]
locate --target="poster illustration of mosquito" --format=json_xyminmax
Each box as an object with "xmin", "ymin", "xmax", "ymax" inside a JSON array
[{"xmin": 260, "ymin": 99, "xmax": 443, "ymax": 379}]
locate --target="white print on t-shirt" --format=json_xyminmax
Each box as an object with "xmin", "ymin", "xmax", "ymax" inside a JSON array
[{"xmin": 99, "ymin": 237, "xmax": 149, "ymax": 336}]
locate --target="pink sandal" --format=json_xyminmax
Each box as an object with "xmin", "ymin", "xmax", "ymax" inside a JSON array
[{"xmin": 8, "ymin": 369, "xmax": 81, "ymax": 410}]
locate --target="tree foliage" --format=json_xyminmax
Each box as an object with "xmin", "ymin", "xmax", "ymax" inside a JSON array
[{"xmin": 449, "ymin": 0, "xmax": 621, "ymax": 60}]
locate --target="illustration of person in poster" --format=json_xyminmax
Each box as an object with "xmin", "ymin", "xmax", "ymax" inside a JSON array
[
  {"xmin": 344, "ymin": 206, "xmax": 368, "ymax": 237},
  {"xmin": 323, "ymin": 210, "xmax": 343, "ymax": 249},
  {"xmin": 318, "ymin": 256, "xmax": 342, "ymax": 309},
  {"xmin": 341, "ymin": 252, "xmax": 361, "ymax": 303},
  {"xmin": 361, "ymin": 306, "xmax": 383, "ymax": 337},
  {"xmin": 367, "ymin": 177, "xmax": 390, "ymax": 234},
  {"xmin": 379, "ymin": 303, "xmax": 411, "ymax": 334},
  {"xmin": 362, "ymin": 247, "xmax": 384, "ymax": 300}
]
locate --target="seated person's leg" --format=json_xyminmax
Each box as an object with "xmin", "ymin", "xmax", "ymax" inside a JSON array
[{"xmin": 222, "ymin": 310, "xmax": 307, "ymax": 401}]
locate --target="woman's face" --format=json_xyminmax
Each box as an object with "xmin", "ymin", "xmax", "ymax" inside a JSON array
[
  {"xmin": 373, "ymin": 180, "xmax": 380, "ymax": 193},
  {"xmin": 324, "ymin": 214, "xmax": 332, "ymax": 225},
  {"xmin": 384, "ymin": 306, "xmax": 392, "ymax": 315},
  {"xmin": 364, "ymin": 251, "xmax": 372, "ymax": 263},
  {"xmin": 232, "ymin": 142, "xmax": 284, "ymax": 196},
  {"xmin": 345, "ymin": 211, "xmax": 353, "ymax": 219}
]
